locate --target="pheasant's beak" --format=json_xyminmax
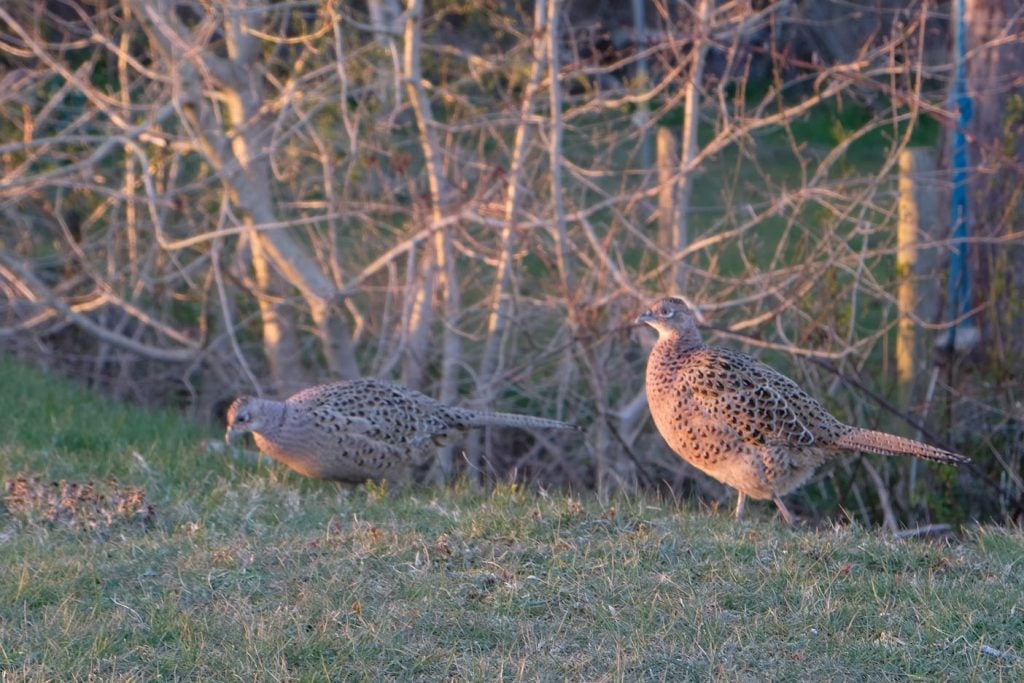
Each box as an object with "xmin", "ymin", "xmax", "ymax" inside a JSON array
[
  {"xmin": 224, "ymin": 425, "xmax": 236, "ymax": 445},
  {"xmin": 635, "ymin": 309, "xmax": 654, "ymax": 326}
]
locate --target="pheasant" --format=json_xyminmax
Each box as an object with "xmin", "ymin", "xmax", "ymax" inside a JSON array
[
  {"xmin": 225, "ymin": 378, "xmax": 579, "ymax": 484},
  {"xmin": 636, "ymin": 296, "xmax": 969, "ymax": 523}
]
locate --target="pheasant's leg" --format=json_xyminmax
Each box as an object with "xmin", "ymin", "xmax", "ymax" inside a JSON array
[
  {"xmin": 734, "ymin": 492, "xmax": 747, "ymax": 520},
  {"xmin": 773, "ymin": 496, "xmax": 796, "ymax": 525}
]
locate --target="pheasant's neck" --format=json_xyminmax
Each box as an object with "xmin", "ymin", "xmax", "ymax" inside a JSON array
[
  {"xmin": 257, "ymin": 399, "xmax": 289, "ymax": 436},
  {"xmin": 661, "ymin": 326, "xmax": 703, "ymax": 354}
]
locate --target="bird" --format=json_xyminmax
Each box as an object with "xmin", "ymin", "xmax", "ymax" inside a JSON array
[
  {"xmin": 636, "ymin": 296, "xmax": 969, "ymax": 524},
  {"xmin": 225, "ymin": 378, "xmax": 580, "ymax": 485}
]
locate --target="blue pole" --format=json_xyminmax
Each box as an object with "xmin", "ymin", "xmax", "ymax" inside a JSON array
[{"xmin": 946, "ymin": 0, "xmax": 973, "ymax": 348}]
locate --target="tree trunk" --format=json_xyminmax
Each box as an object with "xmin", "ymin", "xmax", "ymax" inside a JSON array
[
  {"xmin": 250, "ymin": 229, "xmax": 305, "ymax": 391},
  {"xmin": 965, "ymin": 0, "xmax": 1024, "ymax": 364},
  {"xmin": 673, "ymin": 0, "xmax": 712, "ymax": 293},
  {"xmin": 403, "ymin": 0, "xmax": 463, "ymax": 476},
  {"xmin": 469, "ymin": 0, "xmax": 549, "ymax": 482}
]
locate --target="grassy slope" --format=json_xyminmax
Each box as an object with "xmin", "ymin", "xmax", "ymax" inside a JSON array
[{"xmin": 1, "ymin": 356, "xmax": 1022, "ymax": 681}]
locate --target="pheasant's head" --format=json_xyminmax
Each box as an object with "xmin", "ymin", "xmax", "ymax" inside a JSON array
[
  {"xmin": 225, "ymin": 396, "xmax": 267, "ymax": 443},
  {"xmin": 635, "ymin": 296, "xmax": 703, "ymax": 345}
]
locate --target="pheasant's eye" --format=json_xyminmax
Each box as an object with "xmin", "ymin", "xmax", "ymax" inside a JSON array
[{"xmin": 660, "ymin": 307, "xmax": 674, "ymax": 319}]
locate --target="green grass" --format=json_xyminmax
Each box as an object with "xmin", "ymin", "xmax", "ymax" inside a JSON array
[{"xmin": 2, "ymin": 355, "xmax": 1022, "ymax": 680}]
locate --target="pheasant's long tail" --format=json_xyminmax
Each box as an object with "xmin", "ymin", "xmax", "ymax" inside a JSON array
[
  {"xmin": 457, "ymin": 409, "xmax": 581, "ymax": 432},
  {"xmin": 835, "ymin": 428, "xmax": 969, "ymax": 465}
]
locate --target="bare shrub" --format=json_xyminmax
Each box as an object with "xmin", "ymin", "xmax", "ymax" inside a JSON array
[{"xmin": 0, "ymin": 1, "xmax": 1019, "ymax": 524}]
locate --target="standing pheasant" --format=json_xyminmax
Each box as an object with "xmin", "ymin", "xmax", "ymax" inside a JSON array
[
  {"xmin": 636, "ymin": 296, "xmax": 969, "ymax": 523},
  {"xmin": 225, "ymin": 378, "xmax": 579, "ymax": 484}
]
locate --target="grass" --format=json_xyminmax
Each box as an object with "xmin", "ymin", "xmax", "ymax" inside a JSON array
[{"xmin": 2, "ymin": 355, "xmax": 1022, "ymax": 680}]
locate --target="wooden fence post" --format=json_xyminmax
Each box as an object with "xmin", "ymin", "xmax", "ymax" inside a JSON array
[
  {"xmin": 656, "ymin": 126, "xmax": 678, "ymax": 258},
  {"xmin": 897, "ymin": 148, "xmax": 938, "ymax": 410}
]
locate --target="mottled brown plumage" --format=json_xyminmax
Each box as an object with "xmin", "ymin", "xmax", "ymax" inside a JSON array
[
  {"xmin": 637, "ymin": 297, "xmax": 969, "ymax": 523},
  {"xmin": 225, "ymin": 379, "xmax": 579, "ymax": 484}
]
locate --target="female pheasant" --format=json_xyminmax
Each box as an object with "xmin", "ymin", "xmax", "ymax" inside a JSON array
[
  {"xmin": 226, "ymin": 378, "xmax": 579, "ymax": 484},
  {"xmin": 637, "ymin": 297, "xmax": 969, "ymax": 523}
]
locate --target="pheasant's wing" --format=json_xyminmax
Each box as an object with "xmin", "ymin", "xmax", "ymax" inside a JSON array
[
  {"xmin": 352, "ymin": 379, "xmax": 456, "ymax": 443},
  {"xmin": 290, "ymin": 380, "xmax": 452, "ymax": 445},
  {"xmin": 286, "ymin": 383, "xmax": 376, "ymax": 433},
  {"xmin": 309, "ymin": 405, "xmax": 376, "ymax": 434},
  {"xmin": 682, "ymin": 348, "xmax": 835, "ymax": 448}
]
